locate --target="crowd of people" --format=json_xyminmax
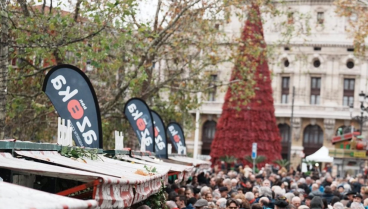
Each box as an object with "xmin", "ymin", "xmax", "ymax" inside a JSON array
[{"xmin": 159, "ymin": 163, "xmax": 368, "ymax": 209}]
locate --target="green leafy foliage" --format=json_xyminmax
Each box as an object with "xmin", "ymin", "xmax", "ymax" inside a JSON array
[
  {"xmin": 60, "ymin": 146, "xmax": 102, "ymax": 161},
  {"xmin": 244, "ymin": 155, "xmax": 267, "ymax": 165},
  {"xmin": 273, "ymin": 159, "xmax": 291, "ymax": 167},
  {"xmin": 134, "ymin": 180, "xmax": 167, "ymax": 209},
  {"xmin": 144, "ymin": 165, "xmax": 157, "ymax": 174}
]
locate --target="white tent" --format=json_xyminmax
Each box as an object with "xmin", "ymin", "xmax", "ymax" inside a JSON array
[{"xmin": 305, "ymin": 146, "xmax": 334, "ymax": 162}]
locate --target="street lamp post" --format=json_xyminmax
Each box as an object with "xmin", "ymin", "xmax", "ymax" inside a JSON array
[{"xmin": 349, "ymin": 91, "xmax": 368, "ymax": 135}]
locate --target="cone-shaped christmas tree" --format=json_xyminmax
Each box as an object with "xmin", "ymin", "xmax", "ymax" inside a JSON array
[{"xmin": 210, "ymin": 4, "xmax": 282, "ymax": 167}]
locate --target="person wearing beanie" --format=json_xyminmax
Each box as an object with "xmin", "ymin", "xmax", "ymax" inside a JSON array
[{"xmin": 310, "ymin": 196, "xmax": 323, "ymax": 209}]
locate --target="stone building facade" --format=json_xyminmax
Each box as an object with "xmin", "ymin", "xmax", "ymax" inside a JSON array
[{"xmin": 186, "ymin": 0, "xmax": 368, "ymax": 171}]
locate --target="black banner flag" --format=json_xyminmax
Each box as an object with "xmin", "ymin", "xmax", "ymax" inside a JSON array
[
  {"xmin": 124, "ymin": 98, "xmax": 155, "ymax": 152},
  {"xmin": 167, "ymin": 122, "xmax": 186, "ymax": 154},
  {"xmin": 151, "ymin": 110, "xmax": 168, "ymax": 159},
  {"xmin": 42, "ymin": 64, "xmax": 102, "ymax": 148}
]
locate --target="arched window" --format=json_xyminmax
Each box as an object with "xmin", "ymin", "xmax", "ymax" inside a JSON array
[
  {"xmin": 303, "ymin": 125, "xmax": 324, "ymax": 155},
  {"xmin": 201, "ymin": 120, "xmax": 217, "ymax": 155},
  {"xmin": 278, "ymin": 123, "xmax": 290, "ymax": 160}
]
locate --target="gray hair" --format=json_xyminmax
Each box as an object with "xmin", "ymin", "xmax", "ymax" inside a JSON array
[
  {"xmin": 245, "ymin": 192, "xmax": 255, "ymax": 201},
  {"xmin": 259, "ymin": 186, "xmax": 272, "ymax": 198},
  {"xmin": 290, "ymin": 183, "xmax": 298, "ymax": 190},
  {"xmin": 200, "ymin": 186, "xmax": 210, "ymax": 196},
  {"xmin": 285, "ymin": 193, "xmax": 295, "ymax": 203},
  {"xmin": 351, "ymin": 202, "xmax": 365, "ymax": 209},
  {"xmin": 217, "ymin": 198, "xmax": 227, "ymax": 209},
  {"xmin": 333, "ymin": 202, "xmax": 344, "ymax": 209},
  {"xmin": 166, "ymin": 201, "xmax": 177, "ymax": 209},
  {"xmin": 223, "ymin": 178, "xmax": 231, "ymax": 187}
]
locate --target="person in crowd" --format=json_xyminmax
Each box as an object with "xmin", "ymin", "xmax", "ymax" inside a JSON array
[
  {"xmin": 217, "ymin": 198, "xmax": 227, "ymax": 209},
  {"xmin": 322, "ymin": 186, "xmax": 334, "ymax": 204},
  {"xmin": 291, "ymin": 197, "xmax": 301, "ymax": 208},
  {"xmin": 333, "ymin": 202, "xmax": 344, "ymax": 209},
  {"xmin": 274, "ymin": 196, "xmax": 289, "ymax": 209},
  {"xmin": 220, "ymin": 186, "xmax": 230, "ymax": 198},
  {"xmin": 310, "ymin": 184, "xmax": 323, "ymax": 197},
  {"xmin": 200, "ymin": 186, "xmax": 211, "ymax": 199},
  {"xmin": 186, "ymin": 188, "xmax": 195, "ymax": 200},
  {"xmin": 226, "ymin": 198, "xmax": 241, "ymax": 209},
  {"xmin": 304, "ymin": 195, "xmax": 313, "ymax": 208},
  {"xmin": 167, "ymin": 200, "xmax": 179, "ymax": 209},
  {"xmin": 193, "ymin": 199, "xmax": 208, "ymax": 209},
  {"xmin": 346, "ymin": 191, "xmax": 357, "ymax": 207},
  {"xmin": 175, "ymin": 195, "xmax": 192, "ymax": 209},
  {"xmin": 245, "ymin": 192, "xmax": 256, "ymax": 204},
  {"xmin": 251, "ymin": 203, "xmax": 263, "ymax": 209},
  {"xmin": 354, "ymin": 194, "xmax": 364, "ymax": 204},
  {"xmin": 259, "ymin": 197, "xmax": 270, "ymax": 209},
  {"xmin": 310, "ymin": 196, "xmax": 323, "ymax": 209}
]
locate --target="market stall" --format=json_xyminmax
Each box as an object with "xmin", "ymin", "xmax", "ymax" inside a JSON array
[
  {"xmin": 8, "ymin": 150, "xmax": 169, "ymax": 208},
  {"xmin": 168, "ymin": 154, "xmax": 211, "ymax": 175},
  {"xmin": 0, "ymin": 152, "xmax": 133, "ymax": 208},
  {"xmin": 0, "ymin": 181, "xmax": 98, "ymax": 209}
]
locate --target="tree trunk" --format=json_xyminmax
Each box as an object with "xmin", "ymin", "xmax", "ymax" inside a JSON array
[{"xmin": 0, "ymin": 3, "xmax": 9, "ymax": 139}]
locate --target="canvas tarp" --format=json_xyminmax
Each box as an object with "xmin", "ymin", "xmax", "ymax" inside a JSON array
[
  {"xmin": 15, "ymin": 151, "xmax": 169, "ymax": 206},
  {"xmin": 117, "ymin": 155, "xmax": 194, "ymax": 182},
  {"xmin": 305, "ymin": 146, "xmax": 334, "ymax": 163},
  {"xmin": 0, "ymin": 181, "xmax": 98, "ymax": 209},
  {"xmin": 0, "ymin": 152, "xmax": 134, "ymax": 208}
]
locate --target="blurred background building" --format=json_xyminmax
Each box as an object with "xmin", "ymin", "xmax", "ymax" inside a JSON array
[{"xmin": 186, "ymin": 0, "xmax": 368, "ymax": 175}]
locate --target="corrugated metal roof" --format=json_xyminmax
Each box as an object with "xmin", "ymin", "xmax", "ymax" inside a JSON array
[{"xmin": 0, "ymin": 181, "xmax": 98, "ymax": 209}]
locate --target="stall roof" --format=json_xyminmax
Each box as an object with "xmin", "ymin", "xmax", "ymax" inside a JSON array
[
  {"xmin": 168, "ymin": 155, "xmax": 211, "ymax": 166},
  {"xmin": 0, "ymin": 152, "xmax": 135, "ymax": 208},
  {"xmin": 16, "ymin": 151, "xmax": 169, "ymax": 205},
  {"xmin": 0, "ymin": 181, "xmax": 97, "ymax": 209},
  {"xmin": 117, "ymin": 155, "xmax": 195, "ymax": 182}
]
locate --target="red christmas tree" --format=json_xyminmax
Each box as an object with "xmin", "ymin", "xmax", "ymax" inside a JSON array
[{"xmin": 210, "ymin": 4, "xmax": 281, "ymax": 167}]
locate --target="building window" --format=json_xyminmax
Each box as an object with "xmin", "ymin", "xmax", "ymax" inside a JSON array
[
  {"xmin": 303, "ymin": 125, "xmax": 324, "ymax": 155},
  {"xmin": 347, "ymin": 60, "xmax": 354, "ymax": 69},
  {"xmin": 313, "ymin": 59, "xmax": 321, "ymax": 68},
  {"xmin": 317, "ymin": 12, "xmax": 324, "ymax": 24},
  {"xmin": 310, "ymin": 77, "xmax": 321, "ymax": 105},
  {"xmin": 201, "ymin": 120, "xmax": 217, "ymax": 155},
  {"xmin": 278, "ymin": 124, "xmax": 290, "ymax": 143},
  {"xmin": 343, "ymin": 78, "xmax": 355, "ymax": 106},
  {"xmin": 207, "ymin": 75, "xmax": 217, "ymax": 101},
  {"xmin": 281, "ymin": 77, "xmax": 290, "ymax": 104},
  {"xmin": 284, "ymin": 59, "xmax": 290, "ymax": 68}
]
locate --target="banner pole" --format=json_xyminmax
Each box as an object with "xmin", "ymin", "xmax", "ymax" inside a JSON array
[{"xmin": 253, "ymin": 159, "xmax": 255, "ymax": 174}]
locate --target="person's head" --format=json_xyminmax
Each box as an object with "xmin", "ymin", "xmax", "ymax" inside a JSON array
[
  {"xmin": 251, "ymin": 203, "xmax": 262, "ymax": 209},
  {"xmin": 330, "ymin": 196, "xmax": 340, "ymax": 206},
  {"xmin": 337, "ymin": 185, "xmax": 344, "ymax": 193},
  {"xmin": 347, "ymin": 191, "xmax": 355, "ymax": 201},
  {"xmin": 231, "ymin": 179, "xmax": 238, "ymax": 188},
  {"xmin": 324, "ymin": 186, "xmax": 332, "ymax": 194},
  {"xmin": 175, "ymin": 195, "xmax": 186, "ymax": 208},
  {"xmin": 223, "ymin": 179, "xmax": 232, "ymax": 189},
  {"xmin": 246, "ymin": 181, "xmax": 252, "ymax": 188},
  {"xmin": 200, "ymin": 186, "xmax": 211, "ymax": 198},
  {"xmin": 274, "ymin": 196, "xmax": 289, "ymax": 209},
  {"xmin": 350, "ymin": 202, "xmax": 365, "ymax": 209},
  {"xmin": 245, "ymin": 192, "xmax": 255, "ymax": 201},
  {"xmin": 185, "ymin": 188, "xmax": 194, "ymax": 199},
  {"xmin": 237, "ymin": 188, "xmax": 244, "ymax": 195},
  {"xmin": 291, "ymin": 196, "xmax": 301, "ymax": 208},
  {"xmin": 259, "ymin": 186, "xmax": 272, "ymax": 198},
  {"xmin": 205, "ymin": 192, "xmax": 213, "ymax": 202},
  {"xmin": 333, "ymin": 202, "xmax": 344, "ymax": 209},
  {"xmin": 364, "ymin": 198, "xmax": 368, "ymax": 206},
  {"xmin": 166, "ymin": 200, "xmax": 178, "ymax": 209},
  {"xmin": 210, "ymin": 177, "xmax": 216, "ymax": 186},
  {"xmin": 259, "ymin": 197, "xmax": 269, "ymax": 207},
  {"xmin": 193, "ymin": 199, "xmax": 208, "ymax": 209},
  {"xmin": 310, "ymin": 196, "xmax": 323, "ymax": 209},
  {"xmin": 216, "ymin": 198, "xmax": 227, "ymax": 209},
  {"xmin": 219, "ymin": 187, "xmax": 229, "ymax": 198},
  {"xmin": 305, "ymin": 195, "xmax": 313, "ymax": 207},
  {"xmin": 312, "ymin": 184, "xmax": 319, "ymax": 191},
  {"xmin": 226, "ymin": 199, "xmax": 240, "ymax": 209},
  {"xmin": 263, "ymin": 179, "xmax": 271, "ymax": 187},
  {"xmin": 354, "ymin": 194, "xmax": 363, "ymax": 203}
]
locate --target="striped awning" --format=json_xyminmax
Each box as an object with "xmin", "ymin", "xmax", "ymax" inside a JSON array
[
  {"xmin": 15, "ymin": 151, "xmax": 169, "ymax": 205},
  {"xmin": 0, "ymin": 181, "xmax": 98, "ymax": 209}
]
